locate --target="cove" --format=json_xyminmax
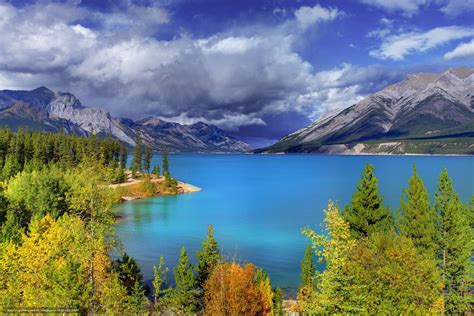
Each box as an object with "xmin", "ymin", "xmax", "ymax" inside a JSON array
[{"xmin": 115, "ymin": 154, "xmax": 473, "ymax": 294}]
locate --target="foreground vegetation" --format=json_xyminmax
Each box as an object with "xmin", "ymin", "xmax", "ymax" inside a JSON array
[{"xmin": 0, "ymin": 129, "xmax": 472, "ymax": 314}]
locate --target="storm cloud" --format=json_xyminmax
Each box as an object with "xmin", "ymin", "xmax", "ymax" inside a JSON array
[{"xmin": 0, "ymin": 0, "xmax": 407, "ymax": 144}]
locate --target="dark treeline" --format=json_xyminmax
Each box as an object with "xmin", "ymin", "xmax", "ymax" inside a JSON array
[{"xmin": 0, "ymin": 128, "xmax": 127, "ymax": 180}]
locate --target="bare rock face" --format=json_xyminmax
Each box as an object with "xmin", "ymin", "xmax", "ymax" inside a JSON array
[
  {"xmin": 266, "ymin": 67, "xmax": 474, "ymax": 153},
  {"xmin": 0, "ymin": 87, "xmax": 251, "ymax": 152}
]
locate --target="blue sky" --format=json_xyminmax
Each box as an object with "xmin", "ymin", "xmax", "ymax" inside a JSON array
[{"xmin": 0, "ymin": 0, "xmax": 473, "ymax": 147}]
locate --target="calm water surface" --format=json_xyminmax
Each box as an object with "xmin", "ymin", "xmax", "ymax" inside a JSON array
[{"xmin": 115, "ymin": 154, "xmax": 473, "ymax": 294}]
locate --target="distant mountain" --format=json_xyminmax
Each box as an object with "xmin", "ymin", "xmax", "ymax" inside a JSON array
[
  {"xmin": 0, "ymin": 87, "xmax": 251, "ymax": 152},
  {"xmin": 262, "ymin": 67, "xmax": 474, "ymax": 155}
]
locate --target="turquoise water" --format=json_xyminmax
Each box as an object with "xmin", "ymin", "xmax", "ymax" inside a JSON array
[{"xmin": 115, "ymin": 154, "xmax": 473, "ymax": 294}]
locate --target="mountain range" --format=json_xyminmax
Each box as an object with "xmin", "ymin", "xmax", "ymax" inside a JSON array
[
  {"xmin": 0, "ymin": 87, "xmax": 251, "ymax": 152},
  {"xmin": 262, "ymin": 67, "xmax": 474, "ymax": 155}
]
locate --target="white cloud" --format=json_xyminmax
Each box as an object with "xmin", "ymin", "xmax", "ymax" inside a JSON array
[
  {"xmin": 294, "ymin": 4, "xmax": 341, "ymax": 29},
  {"xmin": 0, "ymin": 1, "xmax": 401, "ymax": 134},
  {"xmin": 359, "ymin": 0, "xmax": 474, "ymax": 17},
  {"xmin": 202, "ymin": 36, "xmax": 262, "ymax": 54},
  {"xmin": 366, "ymin": 17, "xmax": 395, "ymax": 39},
  {"xmin": 359, "ymin": 0, "xmax": 429, "ymax": 15},
  {"xmin": 439, "ymin": 0, "xmax": 474, "ymax": 16},
  {"xmin": 370, "ymin": 26, "xmax": 474, "ymax": 60},
  {"xmin": 158, "ymin": 113, "xmax": 266, "ymax": 131},
  {"xmin": 444, "ymin": 39, "xmax": 474, "ymax": 60}
]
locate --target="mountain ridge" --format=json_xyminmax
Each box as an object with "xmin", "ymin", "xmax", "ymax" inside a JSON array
[
  {"xmin": 0, "ymin": 87, "xmax": 251, "ymax": 152},
  {"xmin": 262, "ymin": 67, "xmax": 474, "ymax": 154}
]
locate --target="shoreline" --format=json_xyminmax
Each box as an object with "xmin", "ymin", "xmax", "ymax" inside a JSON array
[
  {"xmin": 109, "ymin": 173, "xmax": 201, "ymax": 202},
  {"xmin": 254, "ymin": 152, "xmax": 473, "ymax": 157}
]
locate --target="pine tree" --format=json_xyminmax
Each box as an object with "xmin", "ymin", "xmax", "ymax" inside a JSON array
[
  {"xmin": 119, "ymin": 143, "xmax": 127, "ymax": 169},
  {"xmin": 254, "ymin": 268, "xmax": 274, "ymax": 315},
  {"xmin": 273, "ymin": 288, "xmax": 284, "ymax": 316},
  {"xmin": 152, "ymin": 255, "xmax": 170, "ymax": 311},
  {"xmin": 128, "ymin": 280, "xmax": 148, "ymax": 313},
  {"xmin": 143, "ymin": 146, "xmax": 152, "ymax": 173},
  {"xmin": 133, "ymin": 136, "xmax": 142, "ymax": 172},
  {"xmin": 172, "ymin": 247, "xmax": 198, "ymax": 313},
  {"xmin": 152, "ymin": 165, "xmax": 160, "ymax": 177},
  {"xmin": 397, "ymin": 164, "xmax": 438, "ymax": 258},
  {"xmin": 113, "ymin": 253, "xmax": 144, "ymax": 295},
  {"xmin": 196, "ymin": 225, "xmax": 221, "ymax": 290},
  {"xmin": 300, "ymin": 243, "xmax": 316, "ymax": 288},
  {"xmin": 162, "ymin": 147, "xmax": 169, "ymax": 178},
  {"xmin": 343, "ymin": 164, "xmax": 393, "ymax": 239},
  {"xmin": 435, "ymin": 168, "xmax": 471, "ymax": 314}
]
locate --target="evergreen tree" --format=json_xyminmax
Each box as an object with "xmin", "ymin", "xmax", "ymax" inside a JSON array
[
  {"xmin": 172, "ymin": 247, "xmax": 198, "ymax": 313},
  {"xmin": 128, "ymin": 280, "xmax": 149, "ymax": 313},
  {"xmin": 113, "ymin": 253, "xmax": 144, "ymax": 296},
  {"xmin": 133, "ymin": 136, "xmax": 142, "ymax": 172},
  {"xmin": 300, "ymin": 243, "xmax": 316, "ymax": 288},
  {"xmin": 254, "ymin": 268, "xmax": 274, "ymax": 315},
  {"xmin": 273, "ymin": 288, "xmax": 284, "ymax": 316},
  {"xmin": 343, "ymin": 164, "xmax": 392, "ymax": 239},
  {"xmin": 152, "ymin": 255, "xmax": 170, "ymax": 311},
  {"xmin": 162, "ymin": 147, "xmax": 170, "ymax": 178},
  {"xmin": 119, "ymin": 143, "xmax": 127, "ymax": 169},
  {"xmin": 435, "ymin": 168, "xmax": 471, "ymax": 314},
  {"xmin": 196, "ymin": 224, "xmax": 221, "ymax": 290},
  {"xmin": 2, "ymin": 154, "xmax": 21, "ymax": 180},
  {"xmin": 346, "ymin": 233, "xmax": 443, "ymax": 314},
  {"xmin": 152, "ymin": 164, "xmax": 160, "ymax": 177},
  {"xmin": 397, "ymin": 164, "xmax": 438, "ymax": 258},
  {"xmin": 143, "ymin": 146, "xmax": 152, "ymax": 173}
]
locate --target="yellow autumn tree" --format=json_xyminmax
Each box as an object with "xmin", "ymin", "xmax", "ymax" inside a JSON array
[
  {"xmin": 0, "ymin": 214, "xmax": 130, "ymax": 312},
  {"xmin": 300, "ymin": 201, "xmax": 357, "ymax": 314},
  {"xmin": 204, "ymin": 262, "xmax": 273, "ymax": 315}
]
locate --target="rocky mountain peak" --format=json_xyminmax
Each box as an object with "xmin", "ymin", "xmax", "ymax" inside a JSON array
[
  {"xmin": 0, "ymin": 87, "xmax": 251, "ymax": 152},
  {"xmin": 265, "ymin": 67, "xmax": 474, "ymax": 154},
  {"xmin": 32, "ymin": 86, "xmax": 54, "ymax": 94}
]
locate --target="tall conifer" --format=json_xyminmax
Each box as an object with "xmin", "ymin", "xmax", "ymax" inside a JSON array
[
  {"xmin": 119, "ymin": 143, "xmax": 127, "ymax": 169},
  {"xmin": 172, "ymin": 247, "xmax": 198, "ymax": 313},
  {"xmin": 343, "ymin": 164, "xmax": 392, "ymax": 239},
  {"xmin": 300, "ymin": 243, "xmax": 316, "ymax": 288},
  {"xmin": 143, "ymin": 146, "xmax": 152, "ymax": 173},
  {"xmin": 133, "ymin": 136, "xmax": 142, "ymax": 172},
  {"xmin": 435, "ymin": 168, "xmax": 471, "ymax": 314},
  {"xmin": 162, "ymin": 147, "xmax": 169, "ymax": 178},
  {"xmin": 397, "ymin": 164, "xmax": 438, "ymax": 258},
  {"xmin": 196, "ymin": 224, "xmax": 221, "ymax": 290}
]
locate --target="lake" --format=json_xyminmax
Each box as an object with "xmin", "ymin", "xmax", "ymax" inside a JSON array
[{"xmin": 115, "ymin": 154, "xmax": 473, "ymax": 295}]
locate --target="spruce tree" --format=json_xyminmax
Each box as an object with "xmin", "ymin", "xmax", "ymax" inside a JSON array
[
  {"xmin": 128, "ymin": 280, "xmax": 148, "ymax": 313},
  {"xmin": 133, "ymin": 136, "xmax": 142, "ymax": 172},
  {"xmin": 153, "ymin": 164, "xmax": 160, "ymax": 177},
  {"xmin": 162, "ymin": 147, "xmax": 170, "ymax": 178},
  {"xmin": 172, "ymin": 247, "xmax": 198, "ymax": 313},
  {"xmin": 119, "ymin": 143, "xmax": 127, "ymax": 169},
  {"xmin": 196, "ymin": 224, "xmax": 221, "ymax": 290},
  {"xmin": 343, "ymin": 164, "xmax": 392, "ymax": 239},
  {"xmin": 113, "ymin": 253, "xmax": 144, "ymax": 295},
  {"xmin": 152, "ymin": 255, "xmax": 171, "ymax": 311},
  {"xmin": 300, "ymin": 243, "xmax": 315, "ymax": 288},
  {"xmin": 435, "ymin": 168, "xmax": 471, "ymax": 314},
  {"xmin": 397, "ymin": 164, "xmax": 438, "ymax": 258},
  {"xmin": 143, "ymin": 146, "xmax": 152, "ymax": 173}
]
